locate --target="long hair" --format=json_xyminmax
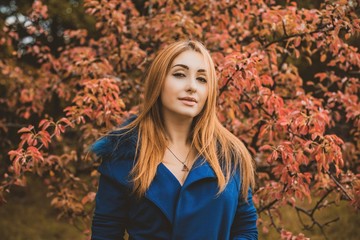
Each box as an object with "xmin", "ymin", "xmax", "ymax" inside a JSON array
[{"xmin": 113, "ymin": 40, "xmax": 255, "ymax": 200}]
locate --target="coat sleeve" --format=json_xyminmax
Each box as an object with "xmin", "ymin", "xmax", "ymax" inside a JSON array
[
  {"xmin": 91, "ymin": 159, "xmax": 129, "ymax": 240},
  {"xmin": 230, "ymin": 188, "xmax": 258, "ymax": 240},
  {"xmin": 91, "ymin": 133, "xmax": 131, "ymax": 240}
]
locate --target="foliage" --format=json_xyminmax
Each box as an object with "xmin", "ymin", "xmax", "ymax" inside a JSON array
[{"xmin": 1, "ymin": 0, "xmax": 359, "ymax": 239}]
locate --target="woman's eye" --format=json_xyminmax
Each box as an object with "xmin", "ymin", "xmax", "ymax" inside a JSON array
[
  {"xmin": 173, "ymin": 73, "xmax": 185, "ymax": 78},
  {"xmin": 197, "ymin": 77, "xmax": 207, "ymax": 83}
]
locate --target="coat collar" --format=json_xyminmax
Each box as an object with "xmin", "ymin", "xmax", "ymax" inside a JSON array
[
  {"xmin": 106, "ymin": 152, "xmax": 217, "ymax": 224},
  {"xmin": 93, "ymin": 116, "xmax": 217, "ymax": 224},
  {"xmin": 102, "ymin": 147, "xmax": 217, "ymax": 224},
  {"xmin": 184, "ymin": 155, "xmax": 216, "ymax": 187},
  {"xmin": 145, "ymin": 155, "xmax": 217, "ymax": 224}
]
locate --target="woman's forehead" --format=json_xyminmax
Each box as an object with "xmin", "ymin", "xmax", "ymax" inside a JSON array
[{"xmin": 171, "ymin": 50, "xmax": 208, "ymax": 71}]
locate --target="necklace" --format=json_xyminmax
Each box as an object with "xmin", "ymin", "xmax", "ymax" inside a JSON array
[{"xmin": 166, "ymin": 146, "xmax": 191, "ymax": 172}]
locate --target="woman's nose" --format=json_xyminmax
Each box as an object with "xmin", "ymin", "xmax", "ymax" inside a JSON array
[{"xmin": 186, "ymin": 77, "xmax": 197, "ymax": 93}]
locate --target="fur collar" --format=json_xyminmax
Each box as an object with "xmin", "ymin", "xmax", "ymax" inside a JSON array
[{"xmin": 91, "ymin": 115, "xmax": 138, "ymax": 161}]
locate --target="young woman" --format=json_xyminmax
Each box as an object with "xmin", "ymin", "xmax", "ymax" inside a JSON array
[{"xmin": 91, "ymin": 40, "xmax": 258, "ymax": 239}]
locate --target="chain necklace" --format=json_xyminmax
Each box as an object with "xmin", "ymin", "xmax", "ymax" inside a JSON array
[{"xmin": 166, "ymin": 146, "xmax": 191, "ymax": 172}]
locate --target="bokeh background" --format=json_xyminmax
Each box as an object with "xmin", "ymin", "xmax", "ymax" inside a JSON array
[{"xmin": 0, "ymin": 0, "xmax": 359, "ymax": 239}]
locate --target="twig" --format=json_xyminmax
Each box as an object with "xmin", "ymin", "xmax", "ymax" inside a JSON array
[
  {"xmin": 286, "ymin": 189, "xmax": 340, "ymax": 240},
  {"xmin": 326, "ymin": 170, "xmax": 353, "ymax": 201},
  {"xmin": 258, "ymin": 199, "xmax": 278, "ymax": 214},
  {"xmin": 267, "ymin": 209, "xmax": 281, "ymax": 233}
]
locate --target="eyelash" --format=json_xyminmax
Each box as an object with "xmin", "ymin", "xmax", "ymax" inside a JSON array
[{"xmin": 172, "ymin": 73, "xmax": 207, "ymax": 83}]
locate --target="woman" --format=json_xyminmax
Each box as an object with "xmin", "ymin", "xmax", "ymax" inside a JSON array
[{"xmin": 91, "ymin": 40, "xmax": 258, "ymax": 239}]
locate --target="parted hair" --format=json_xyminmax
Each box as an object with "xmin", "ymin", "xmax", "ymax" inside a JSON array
[{"xmin": 109, "ymin": 40, "xmax": 255, "ymax": 200}]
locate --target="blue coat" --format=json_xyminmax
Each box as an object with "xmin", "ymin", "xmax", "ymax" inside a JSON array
[{"xmin": 91, "ymin": 120, "xmax": 258, "ymax": 240}]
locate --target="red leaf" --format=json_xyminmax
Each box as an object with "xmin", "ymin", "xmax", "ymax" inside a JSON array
[
  {"xmin": 259, "ymin": 145, "xmax": 273, "ymax": 151},
  {"xmin": 18, "ymin": 126, "xmax": 34, "ymax": 134}
]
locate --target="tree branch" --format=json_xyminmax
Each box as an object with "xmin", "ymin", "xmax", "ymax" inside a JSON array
[{"xmin": 326, "ymin": 170, "xmax": 353, "ymax": 201}]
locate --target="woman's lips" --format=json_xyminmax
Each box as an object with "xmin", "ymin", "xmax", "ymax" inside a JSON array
[
  {"xmin": 179, "ymin": 97, "xmax": 197, "ymax": 106},
  {"xmin": 180, "ymin": 99, "xmax": 196, "ymax": 106}
]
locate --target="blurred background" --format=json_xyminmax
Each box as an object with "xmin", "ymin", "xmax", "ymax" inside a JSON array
[{"xmin": 0, "ymin": 0, "xmax": 359, "ymax": 239}]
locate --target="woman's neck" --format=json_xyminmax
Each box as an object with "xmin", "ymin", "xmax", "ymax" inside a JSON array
[{"xmin": 162, "ymin": 113, "xmax": 193, "ymax": 146}]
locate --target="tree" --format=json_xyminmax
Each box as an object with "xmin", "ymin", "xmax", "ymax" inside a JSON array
[{"xmin": 1, "ymin": 0, "xmax": 359, "ymax": 239}]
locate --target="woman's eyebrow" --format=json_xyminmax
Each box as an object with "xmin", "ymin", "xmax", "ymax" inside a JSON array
[
  {"xmin": 172, "ymin": 64, "xmax": 206, "ymax": 72},
  {"xmin": 172, "ymin": 64, "xmax": 189, "ymax": 69}
]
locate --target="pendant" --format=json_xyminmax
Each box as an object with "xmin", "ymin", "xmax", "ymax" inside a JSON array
[{"xmin": 182, "ymin": 165, "xmax": 189, "ymax": 172}]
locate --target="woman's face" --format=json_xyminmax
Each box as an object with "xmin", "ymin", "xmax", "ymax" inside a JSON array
[{"xmin": 160, "ymin": 50, "xmax": 209, "ymax": 120}]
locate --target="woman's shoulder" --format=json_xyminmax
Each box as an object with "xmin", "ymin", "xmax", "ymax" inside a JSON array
[{"xmin": 91, "ymin": 115, "xmax": 138, "ymax": 161}]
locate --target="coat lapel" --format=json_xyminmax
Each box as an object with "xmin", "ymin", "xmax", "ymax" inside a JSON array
[
  {"xmin": 144, "ymin": 156, "xmax": 217, "ymax": 224},
  {"xmin": 183, "ymin": 155, "xmax": 217, "ymax": 187},
  {"xmin": 144, "ymin": 163, "xmax": 182, "ymax": 224},
  {"xmin": 95, "ymin": 124, "xmax": 219, "ymax": 225}
]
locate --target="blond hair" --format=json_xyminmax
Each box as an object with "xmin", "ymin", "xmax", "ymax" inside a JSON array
[{"xmin": 114, "ymin": 40, "xmax": 255, "ymax": 200}]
